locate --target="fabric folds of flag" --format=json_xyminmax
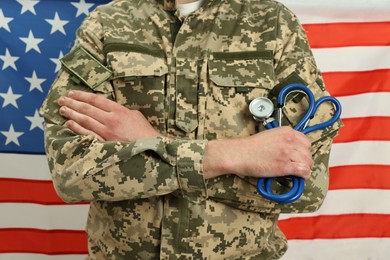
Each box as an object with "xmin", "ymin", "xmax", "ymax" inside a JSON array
[
  {"xmin": 0, "ymin": 1, "xmax": 109, "ymax": 259},
  {"xmin": 279, "ymin": 0, "xmax": 390, "ymax": 259},
  {"xmin": 0, "ymin": 0, "xmax": 389, "ymax": 259}
]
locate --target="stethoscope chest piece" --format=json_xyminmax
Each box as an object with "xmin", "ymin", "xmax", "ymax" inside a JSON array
[{"xmin": 249, "ymin": 97, "xmax": 274, "ymax": 121}]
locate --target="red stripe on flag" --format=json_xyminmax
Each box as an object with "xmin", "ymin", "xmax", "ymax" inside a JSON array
[
  {"xmin": 279, "ymin": 214, "xmax": 390, "ymax": 240},
  {"xmin": 0, "ymin": 229, "xmax": 87, "ymax": 254},
  {"xmin": 330, "ymin": 165, "xmax": 390, "ymax": 190},
  {"xmin": 0, "ymin": 178, "xmax": 89, "ymax": 205},
  {"xmin": 323, "ymin": 69, "xmax": 390, "ymax": 97},
  {"xmin": 304, "ymin": 22, "xmax": 390, "ymax": 48},
  {"xmin": 0, "ymin": 178, "xmax": 65, "ymax": 205},
  {"xmin": 333, "ymin": 117, "xmax": 390, "ymax": 143}
]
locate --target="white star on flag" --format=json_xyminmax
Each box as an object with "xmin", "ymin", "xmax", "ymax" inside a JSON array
[
  {"xmin": 25, "ymin": 71, "xmax": 46, "ymax": 92},
  {"xmin": 0, "ymin": 86, "xmax": 22, "ymax": 108},
  {"xmin": 19, "ymin": 30, "xmax": 44, "ymax": 53},
  {"xmin": 25, "ymin": 110, "xmax": 44, "ymax": 131},
  {"xmin": 71, "ymin": 0, "xmax": 95, "ymax": 17},
  {"xmin": 45, "ymin": 12, "xmax": 69, "ymax": 35},
  {"xmin": 16, "ymin": 0, "xmax": 40, "ymax": 15},
  {"xmin": 0, "ymin": 124, "xmax": 24, "ymax": 146},
  {"xmin": 0, "ymin": 48, "xmax": 19, "ymax": 71},
  {"xmin": 0, "ymin": 9, "xmax": 13, "ymax": 32},
  {"xmin": 50, "ymin": 51, "xmax": 64, "ymax": 73}
]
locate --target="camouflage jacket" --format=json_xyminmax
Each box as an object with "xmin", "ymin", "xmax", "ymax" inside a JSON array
[{"xmin": 40, "ymin": 0, "xmax": 342, "ymax": 259}]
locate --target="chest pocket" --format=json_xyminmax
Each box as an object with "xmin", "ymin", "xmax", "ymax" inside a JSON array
[
  {"xmin": 205, "ymin": 51, "xmax": 275, "ymax": 140},
  {"xmin": 106, "ymin": 51, "xmax": 168, "ymax": 132}
]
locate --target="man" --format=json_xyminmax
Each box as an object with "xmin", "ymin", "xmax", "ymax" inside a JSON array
[{"xmin": 40, "ymin": 0, "xmax": 341, "ymax": 258}]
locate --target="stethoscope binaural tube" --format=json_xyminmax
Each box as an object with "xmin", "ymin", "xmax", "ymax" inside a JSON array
[{"xmin": 251, "ymin": 83, "xmax": 342, "ymax": 204}]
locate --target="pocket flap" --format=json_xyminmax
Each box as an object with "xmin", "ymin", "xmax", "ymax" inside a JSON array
[
  {"xmin": 107, "ymin": 51, "xmax": 168, "ymax": 78},
  {"xmin": 209, "ymin": 51, "xmax": 274, "ymax": 88}
]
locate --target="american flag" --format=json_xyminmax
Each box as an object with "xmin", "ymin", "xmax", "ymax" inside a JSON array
[
  {"xmin": 0, "ymin": 0, "xmax": 389, "ymax": 259},
  {"xmin": 0, "ymin": 0, "xmax": 110, "ymax": 258}
]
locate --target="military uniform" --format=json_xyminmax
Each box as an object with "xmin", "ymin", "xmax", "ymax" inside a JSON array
[{"xmin": 40, "ymin": 0, "xmax": 342, "ymax": 259}]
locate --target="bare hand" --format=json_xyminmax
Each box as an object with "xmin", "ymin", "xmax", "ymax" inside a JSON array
[
  {"xmin": 57, "ymin": 90, "xmax": 161, "ymax": 141},
  {"xmin": 203, "ymin": 126, "xmax": 313, "ymax": 180}
]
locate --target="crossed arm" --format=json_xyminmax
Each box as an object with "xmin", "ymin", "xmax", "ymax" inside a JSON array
[{"xmin": 57, "ymin": 90, "xmax": 313, "ymax": 181}]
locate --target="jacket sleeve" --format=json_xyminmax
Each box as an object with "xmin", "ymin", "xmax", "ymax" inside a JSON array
[
  {"xmin": 207, "ymin": 3, "xmax": 342, "ymax": 214},
  {"xmin": 40, "ymin": 10, "xmax": 208, "ymax": 203}
]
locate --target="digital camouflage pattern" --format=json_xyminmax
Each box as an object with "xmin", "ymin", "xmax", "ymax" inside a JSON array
[
  {"xmin": 60, "ymin": 47, "xmax": 112, "ymax": 89},
  {"xmin": 40, "ymin": 0, "xmax": 342, "ymax": 258}
]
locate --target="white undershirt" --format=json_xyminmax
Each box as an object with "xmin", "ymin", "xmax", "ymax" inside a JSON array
[{"xmin": 176, "ymin": 0, "xmax": 205, "ymax": 17}]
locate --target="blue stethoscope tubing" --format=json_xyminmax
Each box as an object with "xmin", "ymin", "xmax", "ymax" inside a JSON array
[{"xmin": 257, "ymin": 83, "xmax": 342, "ymax": 204}]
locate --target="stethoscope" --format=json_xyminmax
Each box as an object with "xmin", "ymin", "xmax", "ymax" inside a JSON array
[{"xmin": 249, "ymin": 83, "xmax": 342, "ymax": 204}]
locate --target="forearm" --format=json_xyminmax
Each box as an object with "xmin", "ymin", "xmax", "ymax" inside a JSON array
[
  {"xmin": 44, "ymin": 122, "xmax": 208, "ymax": 203},
  {"xmin": 203, "ymin": 126, "xmax": 312, "ymax": 180},
  {"xmin": 206, "ymin": 135, "xmax": 335, "ymax": 214}
]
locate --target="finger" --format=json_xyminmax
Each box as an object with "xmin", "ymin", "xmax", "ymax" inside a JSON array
[
  {"xmin": 67, "ymin": 90, "xmax": 117, "ymax": 112},
  {"xmin": 293, "ymin": 130, "xmax": 312, "ymax": 149},
  {"xmin": 58, "ymin": 96, "xmax": 108, "ymax": 124},
  {"xmin": 285, "ymin": 161, "xmax": 311, "ymax": 180},
  {"xmin": 65, "ymin": 120, "xmax": 104, "ymax": 141},
  {"xmin": 289, "ymin": 147, "xmax": 313, "ymax": 170},
  {"xmin": 279, "ymin": 126, "xmax": 311, "ymax": 149},
  {"xmin": 274, "ymin": 136, "xmax": 312, "ymax": 178},
  {"xmin": 275, "ymin": 142, "xmax": 312, "ymax": 173},
  {"xmin": 59, "ymin": 105, "xmax": 106, "ymax": 135}
]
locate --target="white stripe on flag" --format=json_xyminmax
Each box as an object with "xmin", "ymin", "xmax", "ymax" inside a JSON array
[
  {"xmin": 330, "ymin": 141, "xmax": 390, "ymax": 167},
  {"xmin": 279, "ymin": 0, "xmax": 390, "ymax": 23},
  {"xmin": 0, "ymin": 203, "xmax": 89, "ymax": 230},
  {"xmin": 313, "ymin": 46, "xmax": 390, "ymax": 72},
  {"xmin": 0, "ymin": 154, "xmax": 51, "ymax": 180},
  {"xmin": 338, "ymin": 93, "xmax": 390, "ymax": 119},
  {"xmin": 279, "ymin": 189, "xmax": 390, "ymax": 220},
  {"xmin": 281, "ymin": 238, "xmax": 390, "ymax": 260}
]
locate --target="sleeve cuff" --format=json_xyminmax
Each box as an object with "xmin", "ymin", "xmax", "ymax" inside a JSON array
[{"xmin": 169, "ymin": 139, "xmax": 208, "ymax": 202}]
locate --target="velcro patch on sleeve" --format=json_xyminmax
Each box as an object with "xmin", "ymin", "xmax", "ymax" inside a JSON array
[{"xmin": 60, "ymin": 47, "xmax": 112, "ymax": 89}]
